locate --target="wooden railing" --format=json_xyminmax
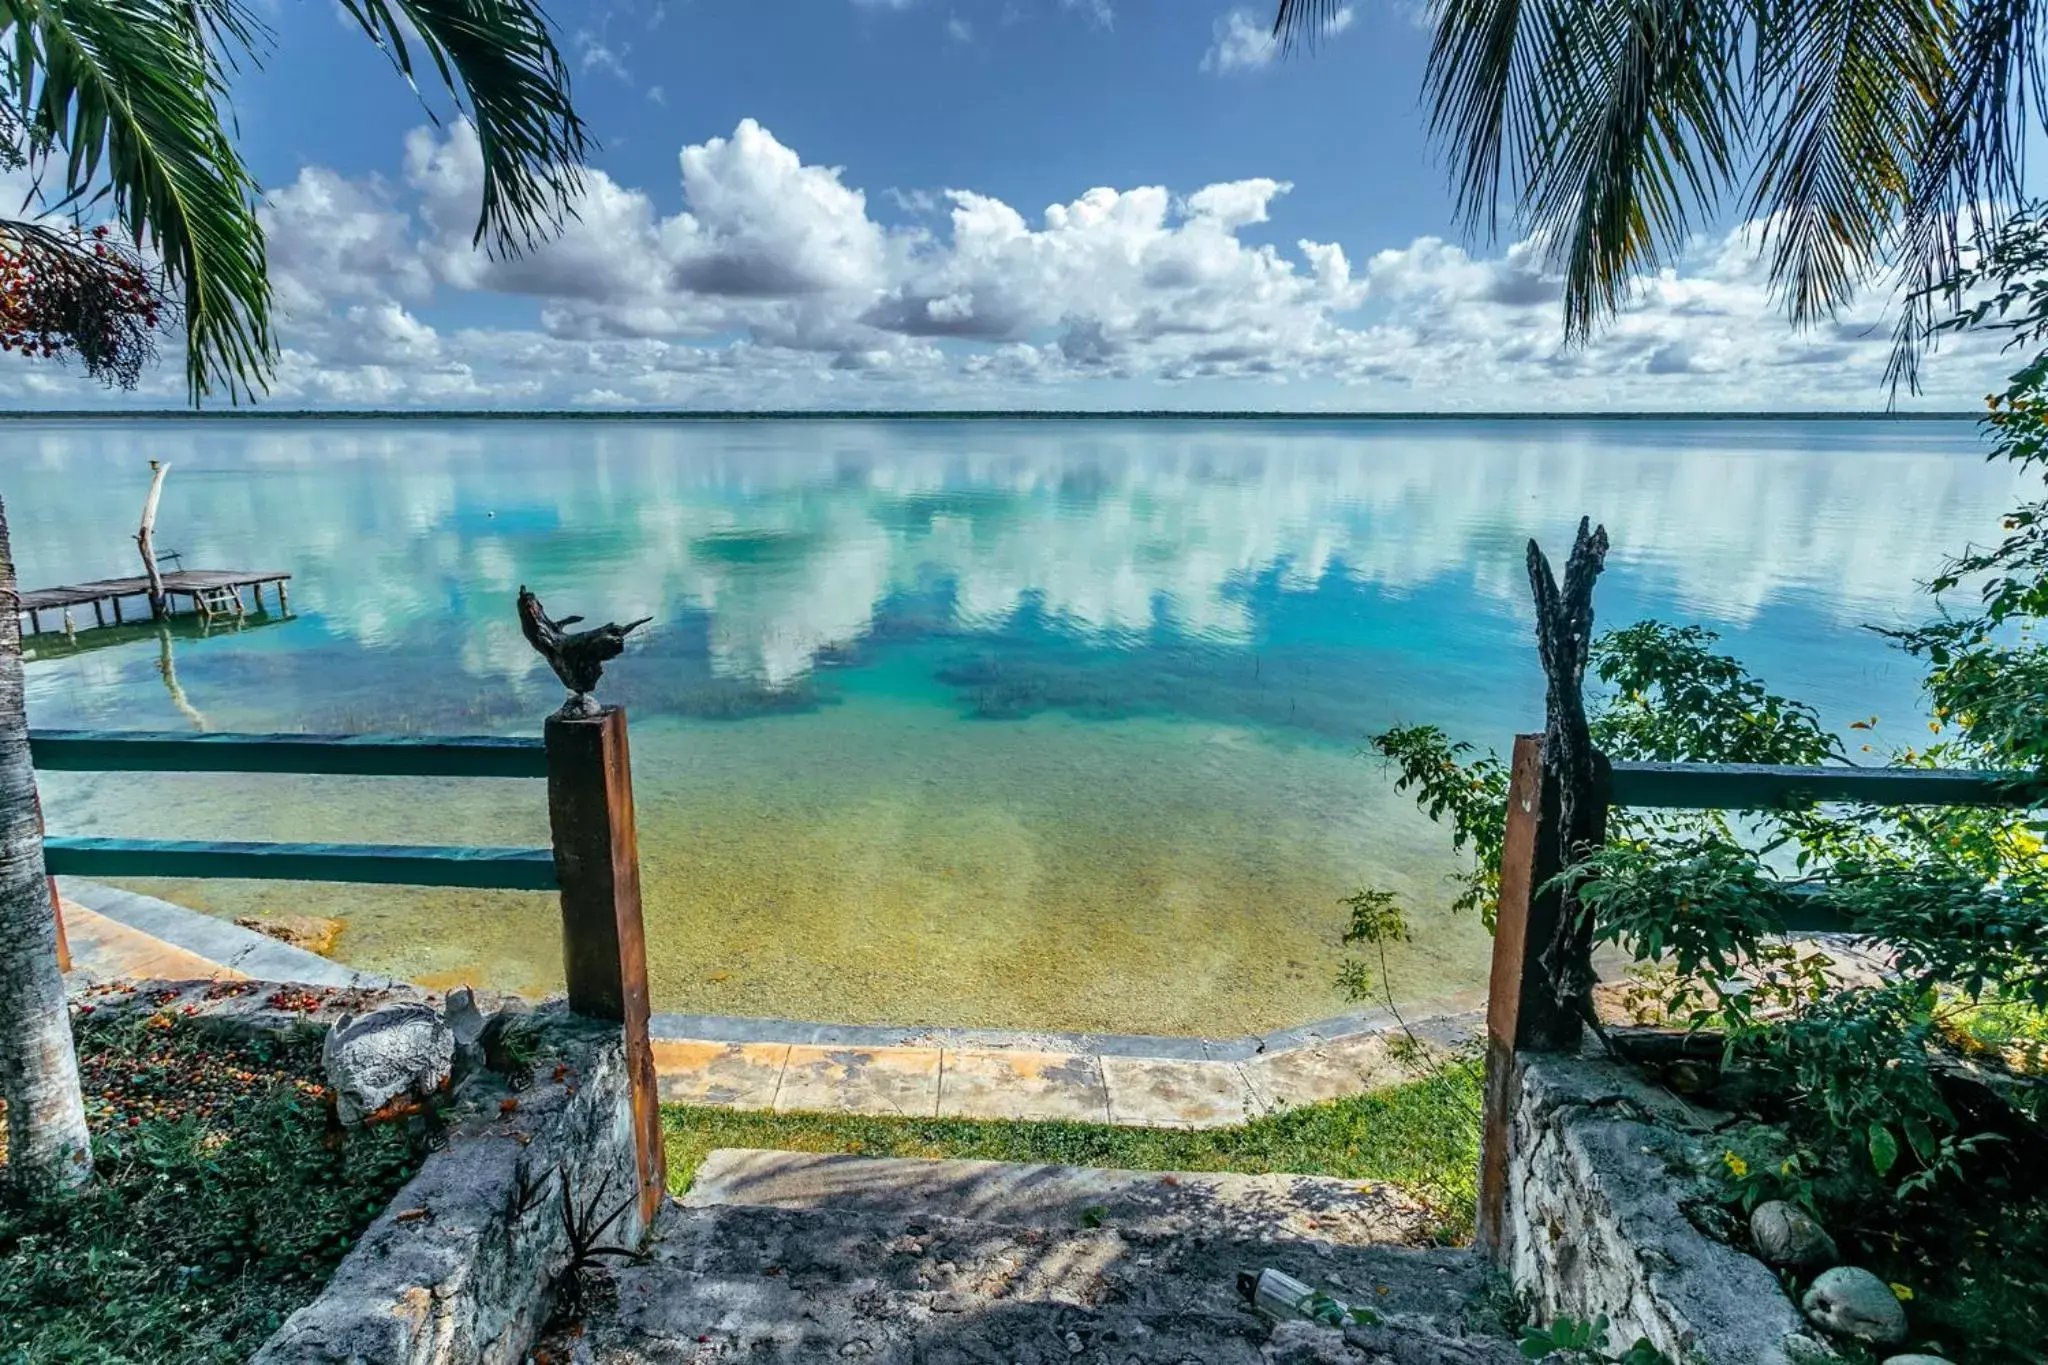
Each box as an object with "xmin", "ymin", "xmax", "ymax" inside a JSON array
[
  {"xmin": 32, "ymin": 731, "xmax": 557, "ymax": 888},
  {"xmin": 1475, "ymin": 732, "xmax": 2037, "ymax": 1261},
  {"xmin": 29, "ymin": 708, "xmax": 667, "ymax": 1223}
]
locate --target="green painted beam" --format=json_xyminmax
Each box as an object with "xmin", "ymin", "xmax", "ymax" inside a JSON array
[
  {"xmin": 43, "ymin": 837, "xmax": 557, "ymax": 890},
  {"xmin": 1609, "ymin": 761, "xmax": 2033, "ymax": 810},
  {"xmin": 29, "ymin": 730, "xmax": 548, "ymax": 779},
  {"xmin": 1772, "ymin": 889, "xmax": 1858, "ymax": 935}
]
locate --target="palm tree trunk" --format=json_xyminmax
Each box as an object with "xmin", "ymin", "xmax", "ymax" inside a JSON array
[{"xmin": 0, "ymin": 495, "xmax": 92, "ymax": 1191}]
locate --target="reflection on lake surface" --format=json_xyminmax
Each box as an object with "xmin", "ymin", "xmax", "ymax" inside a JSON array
[{"xmin": 7, "ymin": 418, "xmax": 2022, "ymax": 1034}]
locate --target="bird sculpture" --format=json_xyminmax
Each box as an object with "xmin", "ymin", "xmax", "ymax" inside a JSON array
[{"xmin": 517, "ymin": 586, "xmax": 651, "ymax": 714}]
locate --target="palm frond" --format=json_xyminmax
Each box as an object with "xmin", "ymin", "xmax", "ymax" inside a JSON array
[
  {"xmin": 1272, "ymin": 0, "xmax": 1357, "ymax": 50},
  {"xmin": 181, "ymin": 0, "xmax": 270, "ymax": 73},
  {"xmin": 1745, "ymin": 0, "xmax": 1950, "ymax": 330},
  {"xmin": 1421, "ymin": 0, "xmax": 1547, "ymax": 237},
  {"xmin": 1522, "ymin": 0, "xmax": 1747, "ymax": 340},
  {"xmin": 3, "ymin": 0, "xmax": 270, "ymax": 403},
  {"xmin": 335, "ymin": 0, "xmax": 589, "ymax": 254},
  {"xmin": 1887, "ymin": 0, "xmax": 2048, "ymax": 392}
]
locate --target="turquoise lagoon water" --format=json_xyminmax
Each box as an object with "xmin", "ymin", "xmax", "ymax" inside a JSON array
[{"xmin": 3, "ymin": 417, "xmax": 2024, "ymax": 1035}]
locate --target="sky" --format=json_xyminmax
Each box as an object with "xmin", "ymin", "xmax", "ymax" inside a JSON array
[{"xmin": 0, "ymin": 0, "xmax": 2022, "ymax": 411}]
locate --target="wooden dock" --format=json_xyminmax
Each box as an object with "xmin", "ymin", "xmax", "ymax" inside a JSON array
[{"xmin": 18, "ymin": 570, "xmax": 292, "ymax": 634}]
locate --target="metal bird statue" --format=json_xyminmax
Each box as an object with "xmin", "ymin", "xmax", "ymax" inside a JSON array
[{"xmin": 517, "ymin": 586, "xmax": 651, "ymax": 715}]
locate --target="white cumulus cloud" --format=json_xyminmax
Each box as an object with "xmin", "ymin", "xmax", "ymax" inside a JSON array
[
  {"xmin": 0, "ymin": 115, "xmax": 2017, "ymax": 411},
  {"xmin": 1202, "ymin": 4, "xmax": 1352, "ymax": 73},
  {"xmin": 1202, "ymin": 8, "xmax": 1278, "ymax": 72}
]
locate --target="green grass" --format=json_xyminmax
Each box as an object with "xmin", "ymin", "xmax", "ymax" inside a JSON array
[
  {"xmin": 0, "ymin": 1014, "xmax": 423, "ymax": 1365},
  {"xmin": 662, "ymin": 1055, "xmax": 1484, "ymax": 1242}
]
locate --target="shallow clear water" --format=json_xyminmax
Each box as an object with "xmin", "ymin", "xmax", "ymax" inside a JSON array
[{"xmin": 6, "ymin": 417, "xmax": 2023, "ymax": 1034}]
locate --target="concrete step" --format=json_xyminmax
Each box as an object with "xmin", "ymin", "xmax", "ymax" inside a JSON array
[
  {"xmin": 653, "ymin": 1200, "xmax": 1486, "ymax": 1318},
  {"xmin": 682, "ymin": 1149, "xmax": 1440, "ymax": 1247},
  {"xmin": 547, "ymin": 1191, "xmax": 1525, "ymax": 1363}
]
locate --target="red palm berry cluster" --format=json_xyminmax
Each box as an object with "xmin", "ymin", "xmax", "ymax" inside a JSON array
[{"xmin": 0, "ymin": 224, "xmax": 173, "ymax": 389}]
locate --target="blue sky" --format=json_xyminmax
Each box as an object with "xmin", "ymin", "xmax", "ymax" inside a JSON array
[{"xmin": 0, "ymin": 0, "xmax": 2016, "ymax": 409}]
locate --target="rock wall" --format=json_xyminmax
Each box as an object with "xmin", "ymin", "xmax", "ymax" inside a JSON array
[
  {"xmin": 1501, "ymin": 1053, "xmax": 1826, "ymax": 1365},
  {"xmin": 251, "ymin": 1009, "xmax": 647, "ymax": 1365}
]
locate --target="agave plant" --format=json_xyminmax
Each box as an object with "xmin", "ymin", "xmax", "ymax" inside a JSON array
[
  {"xmin": 1272, "ymin": 0, "xmax": 2044, "ymax": 389},
  {"xmin": 0, "ymin": 0, "xmax": 589, "ymax": 403}
]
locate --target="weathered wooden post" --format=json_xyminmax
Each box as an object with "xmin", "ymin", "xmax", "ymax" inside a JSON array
[
  {"xmin": 544, "ymin": 704, "xmax": 666, "ymax": 1226},
  {"xmin": 1476, "ymin": 519, "xmax": 1613, "ymax": 1264},
  {"xmin": 136, "ymin": 461, "xmax": 170, "ymax": 620},
  {"xmin": 1476, "ymin": 734, "xmax": 1612, "ymax": 1257}
]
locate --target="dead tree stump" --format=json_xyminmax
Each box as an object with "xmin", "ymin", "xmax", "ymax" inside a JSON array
[{"xmin": 1526, "ymin": 517, "xmax": 1611, "ymax": 1033}]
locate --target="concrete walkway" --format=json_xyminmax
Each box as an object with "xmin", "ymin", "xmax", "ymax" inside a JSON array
[
  {"xmin": 61, "ymin": 898, "xmax": 250, "ymax": 985},
  {"xmin": 652, "ymin": 1007, "xmax": 1478, "ymax": 1129},
  {"xmin": 60, "ymin": 879, "xmax": 389, "ymax": 988},
  {"xmin": 62, "ymin": 878, "xmax": 1482, "ymax": 1129},
  {"xmin": 682, "ymin": 1149, "xmax": 1438, "ymax": 1242}
]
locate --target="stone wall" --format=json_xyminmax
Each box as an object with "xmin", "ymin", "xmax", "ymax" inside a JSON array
[
  {"xmin": 209, "ymin": 1004, "xmax": 647, "ymax": 1365},
  {"xmin": 1500, "ymin": 1053, "xmax": 1827, "ymax": 1365}
]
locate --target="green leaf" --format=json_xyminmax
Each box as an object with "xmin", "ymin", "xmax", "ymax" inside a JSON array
[
  {"xmin": 1902, "ymin": 1114, "xmax": 1937, "ymax": 1163},
  {"xmin": 332, "ymin": 0, "xmax": 590, "ymax": 254},
  {"xmin": 4, "ymin": 0, "xmax": 270, "ymax": 403},
  {"xmin": 1868, "ymin": 1122, "xmax": 1900, "ymax": 1176}
]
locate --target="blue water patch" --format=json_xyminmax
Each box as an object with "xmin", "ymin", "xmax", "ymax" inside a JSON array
[{"xmin": 4, "ymin": 416, "xmax": 2024, "ymax": 1032}]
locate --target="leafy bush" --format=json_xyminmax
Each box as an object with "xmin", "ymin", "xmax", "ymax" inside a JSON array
[{"xmin": 1350, "ymin": 209, "xmax": 2048, "ymax": 1361}]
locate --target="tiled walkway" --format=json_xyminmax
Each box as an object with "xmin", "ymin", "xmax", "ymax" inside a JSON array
[
  {"xmin": 60, "ymin": 878, "xmax": 1483, "ymax": 1129},
  {"xmin": 651, "ymin": 1007, "xmax": 1480, "ymax": 1129}
]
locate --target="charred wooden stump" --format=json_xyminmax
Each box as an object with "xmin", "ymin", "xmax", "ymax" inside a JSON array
[{"xmin": 1526, "ymin": 517, "xmax": 1611, "ymax": 1032}]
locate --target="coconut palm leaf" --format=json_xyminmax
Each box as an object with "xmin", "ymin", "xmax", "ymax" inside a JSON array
[
  {"xmin": 1421, "ymin": 0, "xmax": 1545, "ymax": 238},
  {"xmin": 1273, "ymin": 0, "xmax": 1359, "ymax": 49},
  {"xmin": 1280, "ymin": 0, "xmax": 2048, "ymax": 392},
  {"xmin": 334, "ymin": 0, "xmax": 589, "ymax": 253},
  {"xmin": 1285, "ymin": 0, "xmax": 1745, "ymax": 337},
  {"xmin": 2, "ymin": 0, "xmax": 584, "ymax": 404},
  {"xmin": 1520, "ymin": 0, "xmax": 1745, "ymax": 340},
  {"xmin": 1747, "ymin": 0, "xmax": 1950, "ymax": 327},
  {"xmin": 3, "ymin": 0, "xmax": 270, "ymax": 403},
  {"xmin": 1282, "ymin": 0, "xmax": 1548, "ymax": 236},
  {"xmin": 1885, "ymin": 0, "xmax": 2048, "ymax": 391}
]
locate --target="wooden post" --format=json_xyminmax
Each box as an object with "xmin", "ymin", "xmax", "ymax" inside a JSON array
[
  {"xmin": 278, "ymin": 582, "xmax": 290, "ymax": 614},
  {"xmin": 136, "ymin": 461, "xmax": 170, "ymax": 619},
  {"xmin": 545, "ymin": 705, "xmax": 665, "ymax": 1227},
  {"xmin": 111, "ymin": 597, "xmax": 123, "ymax": 625},
  {"xmin": 1476, "ymin": 732, "xmax": 1611, "ymax": 1263}
]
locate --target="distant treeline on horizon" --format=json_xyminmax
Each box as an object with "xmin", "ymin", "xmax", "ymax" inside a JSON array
[{"xmin": 0, "ymin": 408, "xmax": 1983, "ymax": 422}]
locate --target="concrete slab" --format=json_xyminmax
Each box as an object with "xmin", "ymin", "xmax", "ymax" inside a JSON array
[
  {"xmin": 1101, "ymin": 1055, "xmax": 1263, "ymax": 1128},
  {"xmin": 681, "ymin": 1149, "xmax": 1435, "ymax": 1245},
  {"xmin": 652, "ymin": 1040, "xmax": 789, "ymax": 1109},
  {"xmin": 937, "ymin": 1048, "xmax": 1110, "ymax": 1123},
  {"xmin": 58, "ymin": 878, "xmax": 385, "ymax": 988},
  {"xmin": 772, "ymin": 1045, "xmax": 943, "ymax": 1118},
  {"xmin": 556, "ymin": 1197, "xmax": 1516, "ymax": 1365},
  {"xmin": 1241, "ymin": 1029, "xmax": 1431, "ymax": 1113},
  {"xmin": 61, "ymin": 901, "xmax": 247, "ymax": 985}
]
